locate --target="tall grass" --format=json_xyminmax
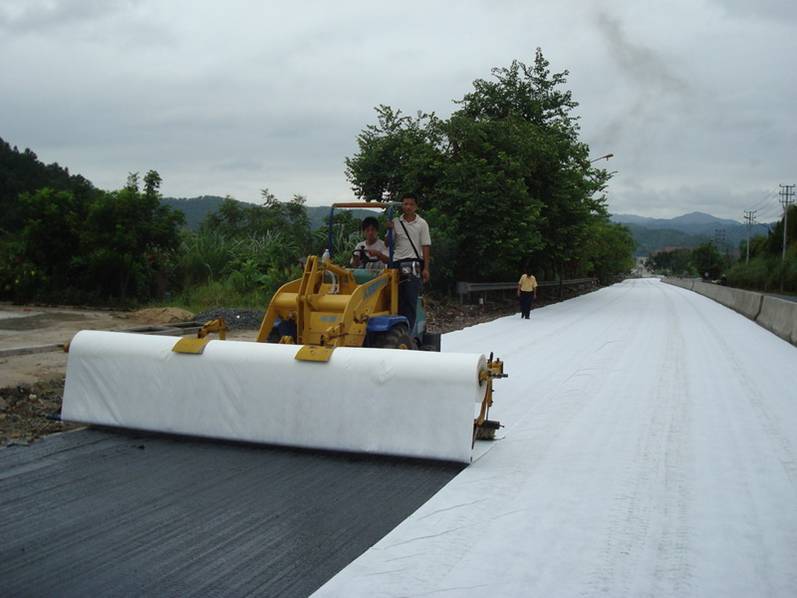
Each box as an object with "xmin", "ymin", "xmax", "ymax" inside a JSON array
[
  {"xmin": 166, "ymin": 230, "xmax": 304, "ymax": 312},
  {"xmin": 726, "ymin": 248, "xmax": 797, "ymax": 293}
]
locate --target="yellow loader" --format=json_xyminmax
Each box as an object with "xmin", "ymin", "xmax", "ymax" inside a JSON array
[{"xmin": 62, "ymin": 203, "xmax": 504, "ymax": 463}]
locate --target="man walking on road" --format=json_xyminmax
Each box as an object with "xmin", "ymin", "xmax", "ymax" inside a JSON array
[
  {"xmin": 386, "ymin": 194, "xmax": 431, "ymax": 332},
  {"xmin": 517, "ymin": 266, "xmax": 537, "ymax": 319}
]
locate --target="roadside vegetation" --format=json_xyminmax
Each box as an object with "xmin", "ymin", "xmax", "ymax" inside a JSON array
[
  {"xmin": 1, "ymin": 50, "xmax": 635, "ymax": 311},
  {"xmin": 646, "ymin": 205, "xmax": 797, "ymax": 293}
]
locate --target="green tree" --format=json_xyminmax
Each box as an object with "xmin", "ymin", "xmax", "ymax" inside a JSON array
[
  {"xmin": 647, "ymin": 248, "xmax": 694, "ymax": 275},
  {"xmin": 346, "ymin": 49, "xmax": 621, "ymax": 284},
  {"xmin": 1, "ymin": 188, "xmax": 87, "ymax": 299},
  {"xmin": 345, "ymin": 106, "xmax": 446, "ymax": 201},
  {"xmin": 0, "ymin": 137, "xmax": 97, "ymax": 234},
  {"xmin": 581, "ymin": 221, "xmax": 636, "ymax": 284},
  {"xmin": 75, "ymin": 170, "xmax": 184, "ymax": 300},
  {"xmin": 690, "ymin": 242, "xmax": 725, "ymax": 279}
]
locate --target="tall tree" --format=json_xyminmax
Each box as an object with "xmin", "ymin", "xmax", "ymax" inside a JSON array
[{"xmin": 346, "ymin": 49, "xmax": 620, "ymax": 283}]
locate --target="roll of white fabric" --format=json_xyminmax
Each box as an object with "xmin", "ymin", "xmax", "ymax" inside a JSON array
[{"xmin": 62, "ymin": 331, "xmax": 486, "ymax": 463}]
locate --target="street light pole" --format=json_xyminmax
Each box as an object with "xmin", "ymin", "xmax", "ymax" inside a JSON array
[{"xmin": 589, "ymin": 153, "xmax": 614, "ymax": 164}]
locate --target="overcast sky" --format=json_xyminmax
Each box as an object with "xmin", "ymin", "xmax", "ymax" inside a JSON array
[{"xmin": 1, "ymin": 0, "xmax": 795, "ymax": 221}]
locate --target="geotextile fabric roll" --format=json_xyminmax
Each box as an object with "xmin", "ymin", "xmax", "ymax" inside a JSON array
[{"xmin": 62, "ymin": 331, "xmax": 487, "ymax": 463}]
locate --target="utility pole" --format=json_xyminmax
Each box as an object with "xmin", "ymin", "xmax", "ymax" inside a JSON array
[
  {"xmin": 744, "ymin": 209, "xmax": 757, "ymax": 263},
  {"xmin": 779, "ymin": 185, "xmax": 795, "ymax": 262},
  {"xmin": 778, "ymin": 184, "xmax": 795, "ymax": 291}
]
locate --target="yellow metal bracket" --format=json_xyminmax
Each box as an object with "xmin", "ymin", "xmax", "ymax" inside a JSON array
[
  {"xmin": 474, "ymin": 353, "xmax": 507, "ymax": 442},
  {"xmin": 172, "ymin": 318, "xmax": 228, "ymax": 355},
  {"xmin": 295, "ymin": 345, "xmax": 335, "ymax": 362},
  {"xmin": 172, "ymin": 336, "xmax": 212, "ymax": 354}
]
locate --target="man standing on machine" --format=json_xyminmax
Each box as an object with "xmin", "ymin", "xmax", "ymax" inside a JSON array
[{"xmin": 386, "ymin": 193, "xmax": 431, "ymax": 332}]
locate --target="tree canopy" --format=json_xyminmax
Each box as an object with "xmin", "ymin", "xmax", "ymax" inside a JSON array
[{"xmin": 345, "ymin": 49, "xmax": 624, "ymax": 283}]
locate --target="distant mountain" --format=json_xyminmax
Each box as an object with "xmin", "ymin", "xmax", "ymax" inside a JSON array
[
  {"xmin": 612, "ymin": 211, "xmax": 774, "ymax": 256},
  {"xmin": 611, "ymin": 211, "xmax": 741, "ymax": 234},
  {"xmin": 623, "ymin": 224, "xmax": 710, "ymax": 256},
  {"xmin": 161, "ymin": 195, "xmax": 380, "ymax": 231},
  {"xmin": 669, "ymin": 211, "xmax": 740, "ymax": 227},
  {"xmin": 161, "ymin": 196, "xmax": 230, "ymax": 229}
]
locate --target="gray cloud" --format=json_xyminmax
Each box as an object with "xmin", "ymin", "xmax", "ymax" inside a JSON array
[
  {"xmin": 591, "ymin": 10, "xmax": 693, "ymax": 151},
  {"xmin": 0, "ymin": 0, "xmax": 136, "ymax": 33},
  {"xmin": 610, "ymin": 183, "xmax": 786, "ymax": 223},
  {"xmin": 712, "ymin": 0, "xmax": 797, "ymax": 21},
  {"xmin": 594, "ymin": 11, "xmax": 689, "ymax": 95},
  {"xmin": 0, "ymin": 0, "xmax": 794, "ymax": 217}
]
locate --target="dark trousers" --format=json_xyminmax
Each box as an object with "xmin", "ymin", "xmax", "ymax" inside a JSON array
[
  {"xmin": 519, "ymin": 291, "xmax": 534, "ymax": 318},
  {"xmin": 399, "ymin": 275, "xmax": 421, "ymax": 333}
]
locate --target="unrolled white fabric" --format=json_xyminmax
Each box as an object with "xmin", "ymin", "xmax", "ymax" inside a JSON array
[{"xmin": 62, "ymin": 331, "xmax": 487, "ymax": 463}]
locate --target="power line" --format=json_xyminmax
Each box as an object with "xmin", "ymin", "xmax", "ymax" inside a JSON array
[
  {"xmin": 749, "ymin": 189, "xmax": 778, "ymax": 212},
  {"xmin": 757, "ymin": 202, "xmax": 783, "ymax": 221}
]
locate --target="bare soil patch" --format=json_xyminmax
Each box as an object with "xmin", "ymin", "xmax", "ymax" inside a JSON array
[
  {"xmin": 0, "ymin": 376, "xmax": 76, "ymax": 446},
  {"xmin": 0, "ymin": 311, "xmax": 89, "ymax": 331},
  {"xmin": 131, "ymin": 307, "xmax": 194, "ymax": 324}
]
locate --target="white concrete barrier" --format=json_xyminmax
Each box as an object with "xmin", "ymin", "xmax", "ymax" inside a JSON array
[
  {"xmin": 756, "ymin": 296, "xmax": 797, "ymax": 345},
  {"xmin": 693, "ymin": 282, "xmax": 763, "ymax": 320},
  {"xmin": 663, "ymin": 277, "xmax": 695, "ymax": 291},
  {"xmin": 728, "ymin": 288, "xmax": 765, "ymax": 320}
]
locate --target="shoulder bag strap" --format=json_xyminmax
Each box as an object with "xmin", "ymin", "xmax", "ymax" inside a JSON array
[{"xmin": 399, "ymin": 219, "xmax": 422, "ymax": 262}]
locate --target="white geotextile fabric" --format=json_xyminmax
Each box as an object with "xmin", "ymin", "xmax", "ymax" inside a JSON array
[
  {"xmin": 313, "ymin": 279, "xmax": 797, "ymax": 597},
  {"xmin": 62, "ymin": 331, "xmax": 486, "ymax": 463}
]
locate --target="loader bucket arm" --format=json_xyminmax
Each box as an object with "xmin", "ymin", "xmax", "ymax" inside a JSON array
[{"xmin": 256, "ymin": 255, "xmax": 397, "ymax": 351}]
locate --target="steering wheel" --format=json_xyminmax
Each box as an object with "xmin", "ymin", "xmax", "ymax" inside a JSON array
[{"xmin": 351, "ymin": 247, "xmax": 369, "ymax": 265}]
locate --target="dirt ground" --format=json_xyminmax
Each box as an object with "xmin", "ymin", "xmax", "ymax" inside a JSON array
[
  {"xmin": 0, "ymin": 303, "xmax": 206, "ymax": 446},
  {"xmin": 0, "ymin": 294, "xmax": 560, "ymax": 446}
]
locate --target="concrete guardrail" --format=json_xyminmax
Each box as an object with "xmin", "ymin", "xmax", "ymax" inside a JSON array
[
  {"xmin": 663, "ymin": 278, "xmax": 796, "ymax": 346},
  {"xmin": 456, "ymin": 278, "xmax": 596, "ymax": 303},
  {"xmin": 757, "ymin": 296, "xmax": 797, "ymax": 345},
  {"xmin": 691, "ymin": 281, "xmax": 764, "ymax": 320}
]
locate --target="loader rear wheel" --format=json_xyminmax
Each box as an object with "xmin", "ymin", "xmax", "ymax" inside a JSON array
[{"xmin": 368, "ymin": 325, "xmax": 416, "ymax": 350}]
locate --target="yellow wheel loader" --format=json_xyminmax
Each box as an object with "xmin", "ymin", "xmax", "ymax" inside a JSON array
[{"xmin": 62, "ymin": 202, "xmax": 505, "ymax": 463}]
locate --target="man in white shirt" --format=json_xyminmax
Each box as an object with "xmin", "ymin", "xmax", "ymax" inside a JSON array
[
  {"xmin": 385, "ymin": 194, "xmax": 432, "ymax": 332},
  {"xmin": 350, "ymin": 217, "xmax": 388, "ymax": 271}
]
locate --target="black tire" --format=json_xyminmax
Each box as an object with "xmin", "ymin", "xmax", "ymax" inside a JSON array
[
  {"xmin": 367, "ymin": 324, "xmax": 416, "ymax": 350},
  {"xmin": 421, "ymin": 331, "xmax": 441, "ymax": 352},
  {"xmin": 267, "ymin": 320, "xmax": 296, "ymax": 343}
]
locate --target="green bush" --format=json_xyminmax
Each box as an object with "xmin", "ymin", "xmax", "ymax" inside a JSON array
[{"xmin": 726, "ymin": 250, "xmax": 797, "ymax": 292}]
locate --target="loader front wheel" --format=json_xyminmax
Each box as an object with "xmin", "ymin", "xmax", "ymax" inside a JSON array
[{"xmin": 367, "ymin": 325, "xmax": 416, "ymax": 350}]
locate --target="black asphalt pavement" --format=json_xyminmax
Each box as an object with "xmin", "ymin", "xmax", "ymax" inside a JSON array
[{"xmin": 0, "ymin": 429, "xmax": 463, "ymax": 597}]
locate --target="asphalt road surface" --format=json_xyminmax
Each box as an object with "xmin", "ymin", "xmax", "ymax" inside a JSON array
[{"xmin": 0, "ymin": 429, "xmax": 462, "ymax": 597}]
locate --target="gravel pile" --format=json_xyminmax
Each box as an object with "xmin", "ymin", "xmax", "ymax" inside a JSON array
[{"xmin": 193, "ymin": 309, "xmax": 265, "ymax": 330}]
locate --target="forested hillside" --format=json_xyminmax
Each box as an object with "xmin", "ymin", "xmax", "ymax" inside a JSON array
[
  {"xmin": 0, "ymin": 138, "xmax": 99, "ymax": 234},
  {"xmin": 613, "ymin": 212, "xmax": 773, "ymax": 256}
]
